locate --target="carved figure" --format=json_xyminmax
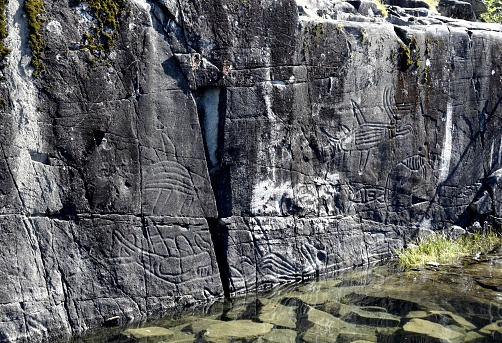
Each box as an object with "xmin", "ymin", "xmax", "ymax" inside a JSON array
[
  {"xmin": 143, "ymin": 132, "xmax": 197, "ymax": 215},
  {"xmin": 321, "ymin": 88, "xmax": 413, "ymax": 172}
]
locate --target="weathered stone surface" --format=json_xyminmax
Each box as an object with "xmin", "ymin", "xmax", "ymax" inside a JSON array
[
  {"xmin": 1, "ymin": 0, "xmax": 502, "ymax": 341},
  {"xmin": 0, "ymin": 0, "xmax": 223, "ymax": 341},
  {"xmin": 402, "ymin": 318, "xmax": 464, "ymax": 340},
  {"xmin": 122, "ymin": 326, "xmax": 174, "ymax": 339},
  {"xmin": 204, "ymin": 320, "xmax": 274, "ymax": 340},
  {"xmin": 438, "ymin": 0, "xmax": 477, "ymax": 20},
  {"xmin": 385, "ymin": 0, "xmax": 430, "ymax": 8}
]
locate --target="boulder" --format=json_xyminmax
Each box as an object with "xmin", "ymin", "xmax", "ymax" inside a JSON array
[
  {"xmin": 204, "ymin": 320, "xmax": 274, "ymax": 340},
  {"xmin": 465, "ymin": 0, "xmax": 489, "ymax": 14},
  {"xmin": 384, "ymin": 0, "xmax": 430, "ymax": 8},
  {"xmin": 348, "ymin": 0, "xmax": 386, "ymax": 16},
  {"xmin": 122, "ymin": 327, "xmax": 174, "ymax": 339},
  {"xmin": 437, "ymin": 0, "xmax": 477, "ymax": 20},
  {"xmin": 402, "ymin": 318, "xmax": 464, "ymax": 340}
]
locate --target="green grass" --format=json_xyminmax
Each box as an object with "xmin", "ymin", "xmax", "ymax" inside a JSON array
[
  {"xmin": 425, "ymin": 0, "xmax": 439, "ymax": 12},
  {"xmin": 397, "ymin": 229, "xmax": 502, "ymax": 269},
  {"xmin": 426, "ymin": 0, "xmax": 502, "ymax": 21},
  {"xmin": 373, "ymin": 0, "xmax": 389, "ymax": 17},
  {"xmin": 480, "ymin": 0, "xmax": 502, "ymax": 22}
]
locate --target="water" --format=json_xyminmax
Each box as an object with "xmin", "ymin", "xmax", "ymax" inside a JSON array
[{"xmin": 66, "ymin": 254, "xmax": 502, "ymax": 343}]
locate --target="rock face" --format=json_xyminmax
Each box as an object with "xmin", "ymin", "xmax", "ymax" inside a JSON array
[{"xmin": 0, "ymin": 0, "xmax": 501, "ymax": 341}]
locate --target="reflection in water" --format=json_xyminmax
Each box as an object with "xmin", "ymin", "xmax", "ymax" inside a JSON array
[{"xmin": 67, "ymin": 254, "xmax": 502, "ymax": 343}]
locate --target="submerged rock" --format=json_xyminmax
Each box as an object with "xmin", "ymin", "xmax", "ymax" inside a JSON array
[
  {"xmin": 428, "ymin": 310, "xmax": 477, "ymax": 330},
  {"xmin": 204, "ymin": 320, "xmax": 274, "ymax": 340},
  {"xmin": 402, "ymin": 318, "xmax": 464, "ymax": 340},
  {"xmin": 342, "ymin": 308, "xmax": 401, "ymax": 327},
  {"xmin": 259, "ymin": 301, "xmax": 297, "ymax": 329},
  {"xmin": 479, "ymin": 319, "xmax": 502, "ymax": 335},
  {"xmin": 122, "ymin": 327, "xmax": 174, "ymax": 339},
  {"xmin": 261, "ymin": 328, "xmax": 298, "ymax": 343},
  {"xmin": 301, "ymin": 307, "xmax": 353, "ymax": 342}
]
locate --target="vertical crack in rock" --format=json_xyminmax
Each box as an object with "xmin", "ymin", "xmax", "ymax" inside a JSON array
[
  {"xmin": 0, "ymin": 143, "xmax": 25, "ymax": 209},
  {"xmin": 195, "ymin": 87, "xmax": 234, "ymax": 296},
  {"xmin": 208, "ymin": 218, "xmax": 232, "ymax": 298},
  {"xmin": 195, "ymin": 86, "xmax": 232, "ymax": 216},
  {"xmin": 197, "ymin": 87, "xmax": 221, "ymax": 170}
]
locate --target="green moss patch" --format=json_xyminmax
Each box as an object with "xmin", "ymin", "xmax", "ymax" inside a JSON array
[
  {"xmin": 24, "ymin": 0, "xmax": 46, "ymax": 75},
  {"xmin": 396, "ymin": 34, "xmax": 420, "ymax": 71},
  {"xmin": 480, "ymin": 0, "xmax": 502, "ymax": 22},
  {"xmin": 0, "ymin": 0, "xmax": 10, "ymax": 60},
  {"xmin": 80, "ymin": 0, "xmax": 128, "ymax": 53}
]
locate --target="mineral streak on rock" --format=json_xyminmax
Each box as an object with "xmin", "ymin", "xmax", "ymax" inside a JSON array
[{"xmin": 0, "ymin": 0, "xmax": 501, "ymax": 341}]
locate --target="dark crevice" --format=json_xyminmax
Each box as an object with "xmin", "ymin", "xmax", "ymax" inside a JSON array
[
  {"xmin": 93, "ymin": 129, "xmax": 105, "ymax": 147},
  {"xmin": 195, "ymin": 86, "xmax": 235, "ymax": 298},
  {"xmin": 208, "ymin": 218, "xmax": 232, "ymax": 299},
  {"xmin": 195, "ymin": 86, "xmax": 232, "ymax": 218},
  {"xmin": 29, "ymin": 151, "xmax": 51, "ymax": 165}
]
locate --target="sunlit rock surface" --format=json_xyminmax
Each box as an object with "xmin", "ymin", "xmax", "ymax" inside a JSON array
[
  {"xmin": 0, "ymin": 0, "xmax": 502, "ymax": 340},
  {"xmin": 83, "ymin": 259, "xmax": 502, "ymax": 343}
]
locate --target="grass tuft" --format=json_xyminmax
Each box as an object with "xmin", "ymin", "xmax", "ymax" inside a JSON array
[
  {"xmin": 424, "ymin": 0, "xmax": 439, "ymax": 13},
  {"xmin": 373, "ymin": 0, "xmax": 389, "ymax": 17},
  {"xmin": 397, "ymin": 229, "xmax": 502, "ymax": 269}
]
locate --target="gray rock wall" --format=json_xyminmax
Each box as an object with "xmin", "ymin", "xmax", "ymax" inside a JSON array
[
  {"xmin": 187, "ymin": 1, "xmax": 502, "ymax": 294},
  {"xmin": 0, "ymin": 0, "xmax": 501, "ymax": 341},
  {"xmin": 0, "ymin": 0, "xmax": 222, "ymax": 341}
]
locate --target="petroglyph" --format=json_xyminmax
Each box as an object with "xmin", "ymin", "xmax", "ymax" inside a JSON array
[
  {"xmin": 352, "ymin": 186, "xmax": 386, "ymax": 205},
  {"xmin": 111, "ymin": 223, "xmax": 214, "ymax": 285},
  {"xmin": 385, "ymin": 152, "xmax": 436, "ymax": 215},
  {"xmin": 399, "ymin": 154, "xmax": 428, "ymax": 178},
  {"xmin": 143, "ymin": 132, "xmax": 198, "ymax": 216},
  {"xmin": 321, "ymin": 88, "xmax": 413, "ymax": 172}
]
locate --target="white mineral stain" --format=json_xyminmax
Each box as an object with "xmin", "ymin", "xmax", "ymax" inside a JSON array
[
  {"xmin": 251, "ymin": 180, "xmax": 293, "ymax": 215},
  {"xmin": 438, "ymin": 101, "xmax": 453, "ymax": 183},
  {"xmin": 5, "ymin": 0, "xmax": 41, "ymax": 148},
  {"xmin": 4, "ymin": 1, "xmax": 64, "ymax": 213},
  {"xmin": 131, "ymin": 0, "xmax": 150, "ymax": 11}
]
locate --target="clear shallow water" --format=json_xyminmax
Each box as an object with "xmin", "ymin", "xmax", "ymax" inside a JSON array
[{"xmin": 66, "ymin": 255, "xmax": 502, "ymax": 343}]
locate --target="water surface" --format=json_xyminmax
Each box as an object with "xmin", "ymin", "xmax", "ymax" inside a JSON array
[{"xmin": 67, "ymin": 254, "xmax": 502, "ymax": 342}]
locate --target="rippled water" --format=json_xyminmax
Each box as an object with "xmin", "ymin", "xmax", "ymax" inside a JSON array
[{"xmin": 67, "ymin": 254, "xmax": 502, "ymax": 343}]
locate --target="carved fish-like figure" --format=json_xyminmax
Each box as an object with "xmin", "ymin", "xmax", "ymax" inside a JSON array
[{"xmin": 321, "ymin": 88, "xmax": 413, "ymax": 172}]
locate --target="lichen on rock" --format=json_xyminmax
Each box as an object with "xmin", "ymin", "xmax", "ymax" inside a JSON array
[
  {"xmin": 0, "ymin": 0, "xmax": 10, "ymax": 60},
  {"xmin": 79, "ymin": 0, "xmax": 128, "ymax": 53},
  {"xmin": 24, "ymin": 0, "xmax": 45, "ymax": 75}
]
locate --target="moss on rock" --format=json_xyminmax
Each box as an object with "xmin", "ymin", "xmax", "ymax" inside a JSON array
[
  {"xmin": 0, "ymin": 0, "xmax": 10, "ymax": 60},
  {"xmin": 24, "ymin": 0, "xmax": 46, "ymax": 75},
  {"xmin": 80, "ymin": 0, "xmax": 128, "ymax": 52}
]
